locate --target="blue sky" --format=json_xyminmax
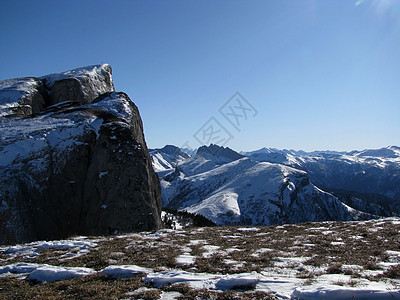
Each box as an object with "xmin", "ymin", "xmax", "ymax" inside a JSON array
[{"xmin": 1, "ymin": 0, "xmax": 399, "ymax": 152}]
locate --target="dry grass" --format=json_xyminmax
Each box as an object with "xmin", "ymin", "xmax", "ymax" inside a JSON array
[
  {"xmin": 0, "ymin": 219, "xmax": 399, "ymax": 298},
  {"xmin": 0, "ymin": 274, "xmax": 146, "ymax": 299}
]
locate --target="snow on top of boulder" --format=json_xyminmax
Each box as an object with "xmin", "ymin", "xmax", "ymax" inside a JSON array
[
  {"xmin": 0, "ymin": 77, "xmax": 39, "ymax": 100},
  {"xmin": 40, "ymin": 64, "xmax": 115, "ymax": 105},
  {"xmin": 0, "ymin": 114, "xmax": 88, "ymax": 167},
  {"xmin": 88, "ymin": 92, "xmax": 136, "ymax": 121},
  {"xmin": 0, "ymin": 77, "xmax": 44, "ymax": 117},
  {"xmin": 0, "ymin": 92, "xmax": 135, "ymax": 167},
  {"xmin": 40, "ymin": 64, "xmax": 113, "ymax": 88}
]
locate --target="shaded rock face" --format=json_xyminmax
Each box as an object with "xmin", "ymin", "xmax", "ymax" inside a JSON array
[{"xmin": 0, "ymin": 65, "xmax": 162, "ymax": 244}]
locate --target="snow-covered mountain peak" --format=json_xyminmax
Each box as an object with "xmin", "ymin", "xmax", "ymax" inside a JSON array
[
  {"xmin": 152, "ymin": 143, "xmax": 400, "ymax": 225},
  {"xmin": 350, "ymin": 146, "xmax": 400, "ymax": 159},
  {"xmin": 163, "ymin": 155, "xmax": 359, "ymax": 225},
  {"xmin": 150, "ymin": 145, "xmax": 190, "ymax": 176},
  {"xmin": 196, "ymin": 144, "xmax": 244, "ymax": 163}
]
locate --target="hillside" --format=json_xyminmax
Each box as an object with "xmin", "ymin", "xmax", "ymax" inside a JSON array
[
  {"xmin": 153, "ymin": 144, "xmax": 400, "ymax": 225},
  {"xmin": 0, "ymin": 218, "xmax": 399, "ymax": 299}
]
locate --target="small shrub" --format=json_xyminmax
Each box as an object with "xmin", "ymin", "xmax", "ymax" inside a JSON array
[
  {"xmin": 302, "ymin": 278, "xmax": 316, "ymax": 286},
  {"xmin": 162, "ymin": 282, "xmax": 191, "ymax": 294},
  {"xmin": 296, "ymin": 270, "xmax": 315, "ymax": 279},
  {"xmin": 132, "ymin": 289, "xmax": 162, "ymax": 299},
  {"xmin": 364, "ymin": 261, "xmax": 381, "ymax": 271},
  {"xmin": 383, "ymin": 265, "xmax": 400, "ymax": 279},
  {"xmin": 326, "ymin": 263, "xmax": 343, "ymax": 274}
]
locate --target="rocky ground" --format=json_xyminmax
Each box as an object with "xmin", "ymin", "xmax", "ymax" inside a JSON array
[{"xmin": 0, "ymin": 218, "xmax": 399, "ymax": 299}]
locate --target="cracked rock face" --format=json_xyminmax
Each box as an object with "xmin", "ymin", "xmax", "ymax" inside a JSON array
[{"xmin": 0, "ymin": 65, "xmax": 162, "ymax": 244}]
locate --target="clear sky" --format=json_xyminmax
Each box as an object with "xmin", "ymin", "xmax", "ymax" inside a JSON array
[{"xmin": 1, "ymin": 0, "xmax": 399, "ymax": 152}]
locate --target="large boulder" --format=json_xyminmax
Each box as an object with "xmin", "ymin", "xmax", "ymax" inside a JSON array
[
  {"xmin": 0, "ymin": 66, "xmax": 161, "ymax": 244},
  {"xmin": 0, "ymin": 64, "xmax": 114, "ymax": 118},
  {"xmin": 41, "ymin": 64, "xmax": 114, "ymax": 106}
]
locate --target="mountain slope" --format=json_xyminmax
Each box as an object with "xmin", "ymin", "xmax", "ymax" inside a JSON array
[
  {"xmin": 151, "ymin": 144, "xmax": 400, "ymax": 225},
  {"xmin": 163, "ymin": 156, "xmax": 369, "ymax": 225},
  {"xmin": 149, "ymin": 145, "xmax": 190, "ymax": 176},
  {"xmin": 242, "ymin": 146, "xmax": 400, "ymax": 216}
]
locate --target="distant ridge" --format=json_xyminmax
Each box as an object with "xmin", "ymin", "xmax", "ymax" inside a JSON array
[{"xmin": 197, "ymin": 144, "xmax": 244, "ymax": 161}]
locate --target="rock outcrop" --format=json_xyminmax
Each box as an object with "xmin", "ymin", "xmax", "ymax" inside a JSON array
[
  {"xmin": 41, "ymin": 64, "xmax": 114, "ymax": 106},
  {"xmin": 0, "ymin": 65, "xmax": 162, "ymax": 244},
  {"xmin": 0, "ymin": 77, "xmax": 47, "ymax": 117}
]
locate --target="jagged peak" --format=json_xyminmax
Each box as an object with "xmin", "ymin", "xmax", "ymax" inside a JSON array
[
  {"xmin": 197, "ymin": 144, "xmax": 243, "ymax": 160},
  {"xmin": 152, "ymin": 145, "xmax": 190, "ymax": 159}
]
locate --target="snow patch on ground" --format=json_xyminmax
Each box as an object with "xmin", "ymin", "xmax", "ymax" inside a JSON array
[
  {"xmin": 291, "ymin": 286, "xmax": 400, "ymax": 299},
  {"xmin": 0, "ymin": 238, "xmax": 97, "ymax": 261},
  {"xmin": 101, "ymin": 265, "xmax": 151, "ymax": 278},
  {"xmin": 1, "ymin": 219, "xmax": 399, "ymax": 298},
  {"xmin": 0, "ymin": 263, "xmax": 94, "ymax": 282},
  {"xmin": 176, "ymin": 254, "xmax": 196, "ymax": 265}
]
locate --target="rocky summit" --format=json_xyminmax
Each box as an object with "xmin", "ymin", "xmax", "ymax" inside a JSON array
[{"xmin": 0, "ymin": 64, "xmax": 162, "ymax": 244}]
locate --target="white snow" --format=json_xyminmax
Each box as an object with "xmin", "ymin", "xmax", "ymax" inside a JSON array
[
  {"xmin": 154, "ymin": 144, "xmax": 400, "ymax": 229},
  {"xmin": 0, "ymin": 113, "xmax": 97, "ymax": 167},
  {"xmin": 0, "ymin": 223, "xmax": 399, "ymax": 299},
  {"xmin": 175, "ymin": 254, "xmax": 196, "ymax": 265},
  {"xmin": 0, "ymin": 263, "xmax": 41, "ymax": 275},
  {"xmin": 0, "ymin": 263, "xmax": 94, "ymax": 282},
  {"xmin": 141, "ymin": 268, "xmax": 400, "ymax": 299},
  {"xmin": 40, "ymin": 64, "xmax": 114, "ymax": 103},
  {"xmin": 144, "ymin": 270, "xmax": 218, "ymax": 289},
  {"xmin": 215, "ymin": 272, "xmax": 261, "ymax": 290},
  {"xmin": 27, "ymin": 265, "xmax": 95, "ymax": 282},
  {"xmin": 0, "ymin": 77, "xmax": 42, "ymax": 117},
  {"xmin": 185, "ymin": 190, "xmax": 241, "ymax": 225},
  {"xmin": 1, "ymin": 238, "xmax": 97, "ymax": 260},
  {"xmin": 1, "ymin": 219, "xmax": 399, "ymax": 298},
  {"xmin": 201, "ymin": 245, "xmax": 220, "ymax": 258},
  {"xmin": 101, "ymin": 265, "xmax": 151, "ymax": 278},
  {"xmin": 291, "ymin": 286, "xmax": 400, "ymax": 299},
  {"xmin": 188, "ymin": 239, "xmax": 206, "ymax": 246},
  {"xmin": 161, "ymin": 155, "xmax": 357, "ymax": 227},
  {"xmin": 237, "ymin": 227, "xmax": 260, "ymax": 232}
]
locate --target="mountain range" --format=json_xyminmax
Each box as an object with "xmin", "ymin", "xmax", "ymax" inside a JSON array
[{"xmin": 150, "ymin": 144, "xmax": 400, "ymax": 225}]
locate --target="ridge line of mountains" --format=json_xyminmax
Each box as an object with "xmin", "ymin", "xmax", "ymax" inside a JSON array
[{"xmin": 150, "ymin": 144, "xmax": 400, "ymax": 225}]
